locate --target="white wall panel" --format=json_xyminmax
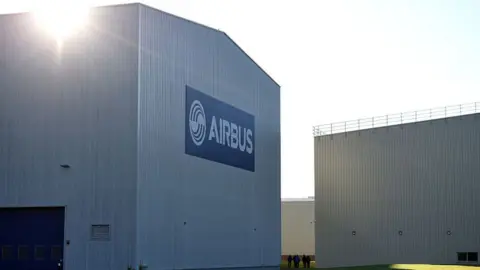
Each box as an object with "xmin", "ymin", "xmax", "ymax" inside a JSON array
[{"xmin": 281, "ymin": 200, "xmax": 315, "ymax": 256}]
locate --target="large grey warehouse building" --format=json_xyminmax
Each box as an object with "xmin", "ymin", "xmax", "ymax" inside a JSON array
[
  {"xmin": 314, "ymin": 103, "xmax": 480, "ymax": 268},
  {"xmin": 0, "ymin": 3, "xmax": 281, "ymax": 270}
]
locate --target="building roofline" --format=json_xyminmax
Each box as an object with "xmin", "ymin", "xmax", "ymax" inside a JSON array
[
  {"xmin": 313, "ymin": 102, "xmax": 480, "ymax": 137},
  {"xmin": 282, "ymin": 197, "xmax": 315, "ymax": 202},
  {"xmin": 0, "ymin": 2, "xmax": 280, "ymax": 88},
  {"xmin": 222, "ymin": 32, "xmax": 280, "ymax": 88},
  {"xmin": 136, "ymin": 2, "xmax": 280, "ymax": 88}
]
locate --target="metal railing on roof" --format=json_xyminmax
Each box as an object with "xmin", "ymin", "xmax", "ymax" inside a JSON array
[{"xmin": 313, "ymin": 102, "xmax": 480, "ymax": 137}]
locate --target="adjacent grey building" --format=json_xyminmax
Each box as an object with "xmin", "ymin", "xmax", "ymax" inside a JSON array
[
  {"xmin": 0, "ymin": 3, "xmax": 281, "ymax": 270},
  {"xmin": 314, "ymin": 105, "xmax": 480, "ymax": 268}
]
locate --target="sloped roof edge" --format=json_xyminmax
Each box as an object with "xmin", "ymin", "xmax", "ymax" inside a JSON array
[
  {"xmin": 137, "ymin": 2, "xmax": 280, "ymax": 88},
  {"xmin": 0, "ymin": 2, "xmax": 280, "ymax": 88}
]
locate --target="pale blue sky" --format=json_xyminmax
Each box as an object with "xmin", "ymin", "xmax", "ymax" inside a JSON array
[{"xmin": 3, "ymin": 0, "xmax": 480, "ymax": 198}]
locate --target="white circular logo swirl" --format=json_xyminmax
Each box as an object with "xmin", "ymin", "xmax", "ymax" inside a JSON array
[{"xmin": 189, "ymin": 100, "xmax": 207, "ymax": 146}]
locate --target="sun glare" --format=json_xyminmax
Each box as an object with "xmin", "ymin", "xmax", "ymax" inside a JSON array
[{"xmin": 34, "ymin": 2, "xmax": 90, "ymax": 41}]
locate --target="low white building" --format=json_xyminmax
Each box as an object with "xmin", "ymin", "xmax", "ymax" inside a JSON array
[{"xmin": 281, "ymin": 197, "xmax": 315, "ymax": 258}]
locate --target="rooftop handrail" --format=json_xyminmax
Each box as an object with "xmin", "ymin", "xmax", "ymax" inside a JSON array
[{"xmin": 313, "ymin": 102, "xmax": 480, "ymax": 137}]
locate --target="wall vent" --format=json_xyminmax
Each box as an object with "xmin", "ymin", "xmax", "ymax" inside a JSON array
[{"xmin": 90, "ymin": 224, "xmax": 111, "ymax": 241}]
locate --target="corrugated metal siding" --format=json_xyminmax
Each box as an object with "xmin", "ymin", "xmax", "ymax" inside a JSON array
[
  {"xmin": 314, "ymin": 114, "xmax": 480, "ymax": 268},
  {"xmin": 0, "ymin": 5, "xmax": 139, "ymax": 270},
  {"xmin": 137, "ymin": 4, "xmax": 280, "ymax": 269},
  {"xmin": 281, "ymin": 201, "xmax": 315, "ymax": 256}
]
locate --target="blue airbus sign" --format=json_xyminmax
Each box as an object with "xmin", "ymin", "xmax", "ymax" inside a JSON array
[{"xmin": 185, "ymin": 86, "xmax": 255, "ymax": 172}]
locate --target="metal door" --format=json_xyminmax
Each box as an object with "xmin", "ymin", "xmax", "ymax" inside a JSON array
[{"xmin": 0, "ymin": 207, "xmax": 65, "ymax": 270}]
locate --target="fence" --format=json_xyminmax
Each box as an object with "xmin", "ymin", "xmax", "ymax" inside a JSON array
[{"xmin": 312, "ymin": 102, "xmax": 480, "ymax": 137}]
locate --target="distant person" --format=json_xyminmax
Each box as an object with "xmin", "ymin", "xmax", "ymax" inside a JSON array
[
  {"xmin": 287, "ymin": 255, "xmax": 293, "ymax": 268},
  {"xmin": 302, "ymin": 255, "xmax": 307, "ymax": 268},
  {"xmin": 293, "ymin": 255, "xmax": 300, "ymax": 268},
  {"xmin": 306, "ymin": 255, "xmax": 311, "ymax": 268}
]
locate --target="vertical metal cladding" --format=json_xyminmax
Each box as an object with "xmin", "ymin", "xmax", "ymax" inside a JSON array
[
  {"xmin": 0, "ymin": 3, "xmax": 280, "ymax": 270},
  {"xmin": 137, "ymin": 4, "xmax": 280, "ymax": 270},
  {"xmin": 0, "ymin": 4, "xmax": 139, "ymax": 270},
  {"xmin": 314, "ymin": 114, "xmax": 480, "ymax": 268}
]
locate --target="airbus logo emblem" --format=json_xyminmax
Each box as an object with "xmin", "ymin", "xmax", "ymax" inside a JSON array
[{"xmin": 189, "ymin": 100, "xmax": 207, "ymax": 146}]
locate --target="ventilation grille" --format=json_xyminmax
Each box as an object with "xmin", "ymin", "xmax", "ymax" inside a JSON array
[{"xmin": 90, "ymin": 224, "xmax": 111, "ymax": 241}]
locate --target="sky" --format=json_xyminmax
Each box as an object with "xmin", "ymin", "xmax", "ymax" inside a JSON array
[{"xmin": 2, "ymin": 0, "xmax": 480, "ymax": 198}]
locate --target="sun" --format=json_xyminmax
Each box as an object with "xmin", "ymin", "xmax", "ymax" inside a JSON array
[{"xmin": 33, "ymin": 1, "xmax": 90, "ymax": 42}]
